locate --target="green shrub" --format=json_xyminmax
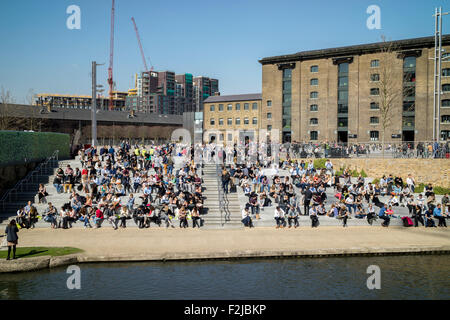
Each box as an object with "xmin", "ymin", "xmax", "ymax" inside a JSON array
[
  {"xmin": 0, "ymin": 131, "xmax": 70, "ymax": 167},
  {"xmin": 360, "ymin": 169, "xmax": 368, "ymax": 178},
  {"xmin": 372, "ymin": 178, "xmax": 380, "ymax": 185},
  {"xmin": 415, "ymin": 183, "xmax": 425, "ymax": 194},
  {"xmin": 313, "ymin": 158, "xmax": 327, "ymax": 169},
  {"xmin": 433, "ymin": 186, "xmax": 450, "ymax": 195}
]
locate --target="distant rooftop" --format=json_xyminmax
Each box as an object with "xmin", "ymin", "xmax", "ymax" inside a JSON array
[
  {"xmin": 204, "ymin": 93, "xmax": 262, "ymax": 103},
  {"xmin": 259, "ymin": 35, "xmax": 450, "ymax": 65}
]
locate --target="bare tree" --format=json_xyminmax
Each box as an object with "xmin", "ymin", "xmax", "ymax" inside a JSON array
[
  {"xmin": 0, "ymin": 86, "xmax": 18, "ymax": 130},
  {"xmin": 370, "ymin": 36, "xmax": 405, "ymax": 156},
  {"xmin": 26, "ymin": 88, "xmax": 43, "ymax": 131}
]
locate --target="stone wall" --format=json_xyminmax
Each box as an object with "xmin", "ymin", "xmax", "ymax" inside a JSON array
[{"xmin": 295, "ymin": 158, "xmax": 450, "ymax": 187}]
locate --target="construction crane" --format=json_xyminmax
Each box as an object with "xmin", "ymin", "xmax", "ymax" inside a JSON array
[
  {"xmin": 107, "ymin": 0, "xmax": 115, "ymax": 110},
  {"xmin": 131, "ymin": 17, "xmax": 153, "ymax": 72}
]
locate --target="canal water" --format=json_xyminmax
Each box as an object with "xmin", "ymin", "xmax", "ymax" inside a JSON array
[{"xmin": 0, "ymin": 255, "xmax": 448, "ymax": 300}]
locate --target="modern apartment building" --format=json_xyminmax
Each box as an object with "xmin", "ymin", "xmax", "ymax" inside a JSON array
[
  {"xmin": 203, "ymin": 93, "xmax": 262, "ymax": 143},
  {"xmin": 259, "ymin": 35, "xmax": 450, "ymax": 143},
  {"xmin": 194, "ymin": 76, "xmax": 220, "ymax": 112}
]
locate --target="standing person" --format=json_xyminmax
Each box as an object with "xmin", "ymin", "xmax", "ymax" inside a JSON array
[
  {"xmin": 5, "ymin": 219, "xmax": 19, "ymax": 260},
  {"xmin": 303, "ymin": 187, "xmax": 313, "ymax": 216},
  {"xmin": 367, "ymin": 203, "xmax": 376, "ymax": 225},
  {"xmin": 221, "ymin": 168, "xmax": 231, "ymax": 194},
  {"xmin": 191, "ymin": 207, "xmax": 201, "ymax": 228}
]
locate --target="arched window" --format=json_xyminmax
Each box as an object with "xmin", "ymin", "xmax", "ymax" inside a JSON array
[
  {"xmin": 310, "ymin": 118, "xmax": 318, "ymax": 125},
  {"xmin": 310, "ymin": 92, "xmax": 318, "ymax": 99},
  {"xmin": 310, "ymin": 131, "xmax": 318, "ymax": 140}
]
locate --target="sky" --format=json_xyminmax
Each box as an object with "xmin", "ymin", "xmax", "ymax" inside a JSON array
[{"xmin": 0, "ymin": 0, "xmax": 449, "ymax": 103}]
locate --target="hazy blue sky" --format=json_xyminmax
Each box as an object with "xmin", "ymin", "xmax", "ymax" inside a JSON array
[{"xmin": 0, "ymin": 0, "xmax": 449, "ymax": 103}]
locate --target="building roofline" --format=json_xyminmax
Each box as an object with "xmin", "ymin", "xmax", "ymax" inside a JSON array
[
  {"xmin": 204, "ymin": 93, "xmax": 262, "ymax": 103},
  {"xmin": 259, "ymin": 35, "xmax": 450, "ymax": 65}
]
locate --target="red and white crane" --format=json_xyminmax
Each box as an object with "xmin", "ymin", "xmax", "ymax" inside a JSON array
[
  {"xmin": 131, "ymin": 17, "xmax": 153, "ymax": 72},
  {"xmin": 107, "ymin": 0, "xmax": 115, "ymax": 110}
]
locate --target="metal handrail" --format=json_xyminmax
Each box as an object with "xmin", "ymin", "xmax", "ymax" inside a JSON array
[
  {"xmin": 0, "ymin": 150, "xmax": 59, "ymax": 213},
  {"xmin": 215, "ymin": 160, "xmax": 224, "ymax": 226}
]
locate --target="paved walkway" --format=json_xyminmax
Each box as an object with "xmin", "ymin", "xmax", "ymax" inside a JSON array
[{"xmin": 14, "ymin": 226, "xmax": 450, "ymax": 262}]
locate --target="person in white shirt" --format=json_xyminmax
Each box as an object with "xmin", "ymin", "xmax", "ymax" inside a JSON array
[
  {"xmin": 406, "ymin": 174, "xmax": 415, "ymax": 193},
  {"xmin": 274, "ymin": 206, "xmax": 286, "ymax": 229}
]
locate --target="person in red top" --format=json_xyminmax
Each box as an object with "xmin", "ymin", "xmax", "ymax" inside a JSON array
[{"xmin": 94, "ymin": 208, "xmax": 104, "ymax": 228}]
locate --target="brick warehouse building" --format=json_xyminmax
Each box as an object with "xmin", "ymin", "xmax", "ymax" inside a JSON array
[{"xmin": 259, "ymin": 35, "xmax": 450, "ymax": 143}]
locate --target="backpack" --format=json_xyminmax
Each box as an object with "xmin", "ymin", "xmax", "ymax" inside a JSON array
[{"xmin": 401, "ymin": 216, "xmax": 413, "ymax": 227}]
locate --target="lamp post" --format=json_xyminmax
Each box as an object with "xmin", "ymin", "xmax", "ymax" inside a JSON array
[{"xmin": 91, "ymin": 61, "xmax": 104, "ymax": 147}]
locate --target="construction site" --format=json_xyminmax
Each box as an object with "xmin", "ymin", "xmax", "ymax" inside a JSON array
[{"xmin": 33, "ymin": 0, "xmax": 220, "ymax": 116}]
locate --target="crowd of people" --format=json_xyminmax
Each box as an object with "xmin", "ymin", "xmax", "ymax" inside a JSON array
[
  {"xmin": 217, "ymin": 147, "xmax": 450, "ymax": 229},
  {"xmin": 15, "ymin": 142, "xmax": 206, "ymax": 230},
  {"xmin": 10, "ymin": 141, "xmax": 450, "ymax": 231}
]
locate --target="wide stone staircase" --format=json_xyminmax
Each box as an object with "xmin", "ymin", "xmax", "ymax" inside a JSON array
[{"xmin": 200, "ymin": 164, "xmax": 243, "ymax": 228}]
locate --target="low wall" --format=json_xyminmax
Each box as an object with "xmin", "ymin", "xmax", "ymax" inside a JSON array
[
  {"xmin": 0, "ymin": 131, "xmax": 70, "ymax": 167},
  {"xmin": 294, "ymin": 158, "xmax": 450, "ymax": 187}
]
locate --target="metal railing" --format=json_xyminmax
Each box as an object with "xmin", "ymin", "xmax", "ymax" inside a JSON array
[
  {"xmin": 215, "ymin": 161, "xmax": 225, "ymax": 226},
  {"xmin": 279, "ymin": 141, "xmax": 450, "ymax": 159},
  {"xmin": 0, "ymin": 150, "xmax": 59, "ymax": 214}
]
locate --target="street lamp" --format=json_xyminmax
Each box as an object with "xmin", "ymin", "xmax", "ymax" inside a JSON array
[{"xmin": 91, "ymin": 61, "xmax": 104, "ymax": 147}]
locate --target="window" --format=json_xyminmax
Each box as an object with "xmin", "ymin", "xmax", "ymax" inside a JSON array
[
  {"xmin": 310, "ymin": 78, "xmax": 318, "ymax": 86},
  {"xmin": 403, "ymin": 101, "xmax": 415, "ymax": 112},
  {"xmin": 338, "ymin": 117, "xmax": 348, "ymax": 127},
  {"xmin": 310, "ymin": 104, "xmax": 318, "ymax": 112},
  {"xmin": 235, "ymin": 118, "xmax": 241, "ymax": 125},
  {"xmin": 310, "ymin": 118, "xmax": 318, "ymax": 125},
  {"xmin": 219, "ymin": 118, "xmax": 224, "ymax": 126},
  {"xmin": 442, "ymin": 99, "xmax": 450, "ymax": 107},
  {"xmin": 370, "ymin": 131, "xmax": 379, "ymax": 141},
  {"xmin": 338, "ymin": 91, "xmax": 348, "ymax": 100},
  {"xmin": 252, "ymin": 102, "xmax": 258, "ymax": 110},
  {"xmin": 338, "ymin": 103, "xmax": 348, "ymax": 114},
  {"xmin": 283, "ymin": 81, "xmax": 291, "ymax": 91},
  {"xmin": 235, "ymin": 103, "xmax": 240, "ymax": 110},
  {"xmin": 338, "ymin": 63, "xmax": 349, "ymax": 73},
  {"xmin": 227, "ymin": 104, "xmax": 232, "ymax": 111},
  {"xmin": 310, "ymin": 65, "xmax": 319, "ymax": 73},
  {"xmin": 267, "ymin": 100, "xmax": 272, "ymax": 107},
  {"xmin": 252, "ymin": 117, "xmax": 258, "ymax": 125},
  {"xmin": 338, "ymin": 76, "xmax": 348, "ymax": 87},
  {"xmin": 442, "ymin": 115, "xmax": 450, "ymax": 123},
  {"xmin": 370, "ymin": 74, "xmax": 380, "ymax": 82},
  {"xmin": 219, "ymin": 134, "xmax": 224, "ymax": 141},
  {"xmin": 210, "ymin": 105, "xmax": 215, "ymax": 111},
  {"xmin": 370, "ymin": 88, "xmax": 380, "ymax": 96},
  {"xmin": 403, "ymin": 56, "xmax": 416, "ymax": 68},
  {"xmin": 267, "ymin": 125, "xmax": 272, "ymax": 131},
  {"xmin": 370, "ymin": 102, "xmax": 380, "ymax": 110},
  {"xmin": 228, "ymin": 134, "xmax": 233, "ymax": 141},
  {"xmin": 371, "ymin": 60, "xmax": 379, "ymax": 68},
  {"xmin": 227, "ymin": 118, "xmax": 232, "ymax": 125},
  {"xmin": 282, "ymin": 68, "xmax": 292, "ymax": 78},
  {"xmin": 267, "ymin": 113, "xmax": 272, "ymax": 119},
  {"xmin": 441, "ymin": 130, "xmax": 450, "ymax": 140},
  {"xmin": 443, "ymin": 84, "xmax": 450, "ymax": 92},
  {"xmin": 244, "ymin": 103, "xmax": 249, "ymax": 110},
  {"xmin": 310, "ymin": 91, "xmax": 318, "ymax": 99},
  {"xmin": 219, "ymin": 104, "xmax": 224, "ymax": 111},
  {"xmin": 210, "ymin": 118, "xmax": 215, "ymax": 125},
  {"xmin": 370, "ymin": 117, "xmax": 379, "ymax": 124},
  {"xmin": 244, "ymin": 117, "xmax": 249, "ymax": 125},
  {"xmin": 310, "ymin": 131, "xmax": 318, "ymax": 140},
  {"xmin": 283, "ymin": 94, "xmax": 291, "ymax": 104}
]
